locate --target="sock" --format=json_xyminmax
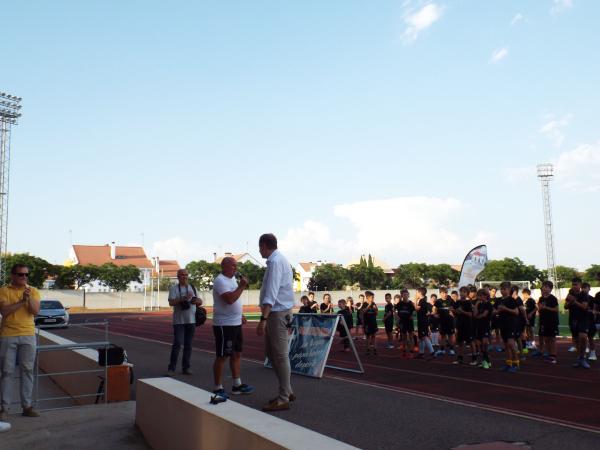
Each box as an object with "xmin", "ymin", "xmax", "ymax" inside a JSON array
[
  {"xmin": 483, "ymin": 351, "xmax": 489, "ymax": 363},
  {"xmin": 233, "ymin": 378, "xmax": 242, "ymax": 387},
  {"xmin": 215, "ymin": 384, "xmax": 224, "ymax": 391}
]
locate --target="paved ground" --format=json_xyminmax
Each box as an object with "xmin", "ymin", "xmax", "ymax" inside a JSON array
[
  {"xmin": 40, "ymin": 312, "xmax": 600, "ymax": 450},
  {"xmin": 0, "ymin": 402, "xmax": 148, "ymax": 450}
]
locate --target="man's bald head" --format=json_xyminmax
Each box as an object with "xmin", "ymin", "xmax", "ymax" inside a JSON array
[{"xmin": 221, "ymin": 257, "xmax": 237, "ymax": 278}]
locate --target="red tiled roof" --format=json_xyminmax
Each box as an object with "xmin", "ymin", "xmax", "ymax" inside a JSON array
[{"xmin": 72, "ymin": 245, "xmax": 154, "ymax": 269}]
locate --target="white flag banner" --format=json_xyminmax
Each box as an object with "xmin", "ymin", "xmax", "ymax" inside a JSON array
[{"xmin": 458, "ymin": 245, "xmax": 488, "ymax": 288}]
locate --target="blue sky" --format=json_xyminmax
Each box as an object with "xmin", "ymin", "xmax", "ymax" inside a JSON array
[{"xmin": 2, "ymin": 0, "xmax": 599, "ymax": 270}]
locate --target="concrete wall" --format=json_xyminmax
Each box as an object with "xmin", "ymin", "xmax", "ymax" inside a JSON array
[
  {"xmin": 39, "ymin": 287, "xmax": 600, "ymax": 309},
  {"xmin": 136, "ymin": 378, "xmax": 358, "ymax": 450}
]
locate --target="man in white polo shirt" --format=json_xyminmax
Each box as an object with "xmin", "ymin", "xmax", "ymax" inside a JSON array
[{"xmin": 212, "ymin": 257, "xmax": 254, "ymax": 399}]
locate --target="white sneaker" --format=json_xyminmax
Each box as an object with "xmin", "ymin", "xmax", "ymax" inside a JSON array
[
  {"xmin": 568, "ymin": 346, "xmax": 577, "ymax": 353},
  {"xmin": 0, "ymin": 421, "xmax": 10, "ymax": 433},
  {"xmin": 588, "ymin": 350, "xmax": 597, "ymax": 361}
]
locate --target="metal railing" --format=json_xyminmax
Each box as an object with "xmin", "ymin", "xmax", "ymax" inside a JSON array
[{"xmin": 33, "ymin": 321, "xmax": 110, "ymax": 410}]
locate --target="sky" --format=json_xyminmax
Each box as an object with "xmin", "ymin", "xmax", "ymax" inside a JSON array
[{"xmin": 2, "ymin": 0, "xmax": 599, "ymax": 271}]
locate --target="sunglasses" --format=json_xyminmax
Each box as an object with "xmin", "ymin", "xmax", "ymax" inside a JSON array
[{"xmin": 15, "ymin": 273, "xmax": 29, "ymax": 277}]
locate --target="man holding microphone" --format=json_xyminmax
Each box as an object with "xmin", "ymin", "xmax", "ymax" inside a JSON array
[
  {"xmin": 0, "ymin": 264, "xmax": 41, "ymax": 420},
  {"xmin": 256, "ymin": 233, "xmax": 295, "ymax": 412}
]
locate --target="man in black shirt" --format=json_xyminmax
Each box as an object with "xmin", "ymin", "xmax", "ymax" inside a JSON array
[
  {"xmin": 582, "ymin": 283, "xmax": 596, "ymax": 361},
  {"xmin": 415, "ymin": 287, "xmax": 434, "ymax": 359},
  {"xmin": 434, "ymin": 287, "xmax": 455, "ymax": 356},
  {"xmin": 537, "ymin": 280, "xmax": 559, "ymax": 363},
  {"xmin": 383, "ymin": 293, "xmax": 395, "ymax": 349},
  {"xmin": 523, "ymin": 288, "xmax": 537, "ymax": 351},
  {"xmin": 452, "ymin": 286, "xmax": 473, "ymax": 365},
  {"xmin": 497, "ymin": 281, "xmax": 520, "ymax": 372},
  {"xmin": 566, "ymin": 278, "xmax": 590, "ymax": 368},
  {"xmin": 395, "ymin": 289, "xmax": 415, "ymax": 357}
]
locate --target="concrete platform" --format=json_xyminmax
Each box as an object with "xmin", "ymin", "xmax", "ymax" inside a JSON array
[{"xmin": 0, "ymin": 402, "xmax": 149, "ymax": 450}]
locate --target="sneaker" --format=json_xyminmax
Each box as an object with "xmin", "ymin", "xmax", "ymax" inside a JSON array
[
  {"xmin": 581, "ymin": 359, "xmax": 591, "ymax": 369},
  {"xmin": 386, "ymin": 343, "xmax": 395, "ymax": 349},
  {"xmin": 262, "ymin": 399, "xmax": 290, "ymax": 412},
  {"xmin": 231, "ymin": 384, "xmax": 255, "ymax": 395},
  {"xmin": 522, "ymin": 348, "xmax": 529, "ymax": 355},
  {"xmin": 495, "ymin": 346, "xmax": 503, "ymax": 352},
  {"xmin": 0, "ymin": 421, "xmax": 10, "ymax": 433},
  {"xmin": 588, "ymin": 350, "xmax": 597, "ymax": 361},
  {"xmin": 469, "ymin": 360, "xmax": 478, "ymax": 366},
  {"xmin": 452, "ymin": 360, "xmax": 463, "ymax": 365},
  {"xmin": 22, "ymin": 407, "xmax": 40, "ymax": 418},
  {"xmin": 481, "ymin": 361, "xmax": 490, "ymax": 370},
  {"xmin": 165, "ymin": 370, "xmax": 176, "ymax": 377},
  {"xmin": 508, "ymin": 366, "xmax": 519, "ymax": 373},
  {"xmin": 568, "ymin": 346, "xmax": 577, "ymax": 353},
  {"xmin": 546, "ymin": 357, "xmax": 557, "ymax": 364},
  {"xmin": 448, "ymin": 349, "xmax": 456, "ymax": 356},
  {"xmin": 212, "ymin": 388, "xmax": 229, "ymax": 400}
]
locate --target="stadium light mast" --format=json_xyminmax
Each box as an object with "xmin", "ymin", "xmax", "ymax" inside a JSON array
[
  {"xmin": 0, "ymin": 92, "xmax": 22, "ymax": 281},
  {"xmin": 537, "ymin": 163, "xmax": 559, "ymax": 296}
]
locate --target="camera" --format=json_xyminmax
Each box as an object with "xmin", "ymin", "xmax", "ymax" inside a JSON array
[{"xmin": 181, "ymin": 300, "xmax": 191, "ymax": 310}]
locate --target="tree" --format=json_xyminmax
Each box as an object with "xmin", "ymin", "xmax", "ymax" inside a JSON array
[
  {"xmin": 53, "ymin": 264, "xmax": 101, "ymax": 289},
  {"xmin": 476, "ymin": 258, "xmax": 540, "ymax": 284},
  {"xmin": 347, "ymin": 255, "xmax": 386, "ymax": 289},
  {"xmin": 186, "ymin": 260, "xmax": 221, "ymax": 290},
  {"xmin": 426, "ymin": 264, "xmax": 459, "ymax": 287},
  {"xmin": 583, "ymin": 265, "xmax": 600, "ymax": 287},
  {"xmin": 236, "ymin": 261, "xmax": 266, "ymax": 289},
  {"xmin": 540, "ymin": 265, "xmax": 581, "ymax": 288},
  {"xmin": 97, "ymin": 263, "xmax": 141, "ymax": 292},
  {"xmin": 392, "ymin": 263, "xmax": 429, "ymax": 288},
  {"xmin": 308, "ymin": 264, "xmax": 348, "ymax": 291},
  {"xmin": 2, "ymin": 253, "xmax": 55, "ymax": 288}
]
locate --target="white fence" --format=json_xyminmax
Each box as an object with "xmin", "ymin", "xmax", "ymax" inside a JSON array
[{"xmin": 40, "ymin": 287, "xmax": 599, "ymax": 310}]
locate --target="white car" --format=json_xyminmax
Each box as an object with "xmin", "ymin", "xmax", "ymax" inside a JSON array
[{"xmin": 35, "ymin": 300, "xmax": 70, "ymax": 329}]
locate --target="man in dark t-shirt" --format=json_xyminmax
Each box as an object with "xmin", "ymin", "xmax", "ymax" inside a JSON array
[
  {"xmin": 567, "ymin": 278, "xmax": 590, "ymax": 369},
  {"xmin": 582, "ymin": 283, "xmax": 597, "ymax": 361},
  {"xmin": 415, "ymin": 287, "xmax": 434, "ymax": 358},
  {"xmin": 497, "ymin": 281, "xmax": 519, "ymax": 372},
  {"xmin": 452, "ymin": 286, "xmax": 473, "ymax": 365},
  {"xmin": 395, "ymin": 290, "xmax": 415, "ymax": 356},
  {"xmin": 383, "ymin": 293, "xmax": 395, "ymax": 349},
  {"xmin": 537, "ymin": 280, "xmax": 559, "ymax": 363},
  {"xmin": 434, "ymin": 287, "xmax": 455, "ymax": 356}
]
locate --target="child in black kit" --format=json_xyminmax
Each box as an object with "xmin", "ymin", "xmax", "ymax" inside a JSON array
[
  {"xmin": 363, "ymin": 291, "xmax": 379, "ymax": 355},
  {"xmin": 337, "ymin": 299, "xmax": 353, "ymax": 352}
]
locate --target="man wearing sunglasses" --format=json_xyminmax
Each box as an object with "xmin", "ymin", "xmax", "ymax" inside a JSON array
[{"xmin": 0, "ymin": 264, "xmax": 41, "ymax": 420}]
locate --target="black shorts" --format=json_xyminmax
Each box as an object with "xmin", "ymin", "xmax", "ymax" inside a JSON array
[
  {"xmin": 213, "ymin": 325, "xmax": 243, "ymax": 357},
  {"xmin": 456, "ymin": 325, "xmax": 472, "ymax": 344},
  {"xmin": 500, "ymin": 326, "xmax": 517, "ymax": 343},
  {"xmin": 587, "ymin": 325, "xmax": 597, "ymax": 340},
  {"xmin": 417, "ymin": 322, "xmax": 430, "ymax": 338},
  {"xmin": 572, "ymin": 318, "xmax": 590, "ymax": 335},
  {"xmin": 365, "ymin": 322, "xmax": 378, "ymax": 336},
  {"xmin": 539, "ymin": 320, "xmax": 559, "ymax": 338},
  {"xmin": 515, "ymin": 318, "xmax": 526, "ymax": 335},
  {"xmin": 527, "ymin": 317, "xmax": 536, "ymax": 329},
  {"xmin": 384, "ymin": 319, "xmax": 394, "ymax": 333},
  {"xmin": 429, "ymin": 320, "xmax": 440, "ymax": 333},
  {"xmin": 475, "ymin": 322, "xmax": 491, "ymax": 341},
  {"xmin": 440, "ymin": 318, "xmax": 455, "ymax": 335},
  {"xmin": 399, "ymin": 319, "xmax": 414, "ymax": 333},
  {"xmin": 490, "ymin": 315, "xmax": 500, "ymax": 330}
]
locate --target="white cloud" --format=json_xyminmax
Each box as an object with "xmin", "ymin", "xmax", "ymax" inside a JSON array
[
  {"xmin": 280, "ymin": 197, "xmax": 494, "ymax": 265},
  {"xmin": 510, "ymin": 13, "xmax": 523, "ymax": 26},
  {"xmin": 539, "ymin": 114, "xmax": 572, "ymax": 147},
  {"xmin": 151, "ymin": 237, "xmax": 213, "ymax": 265},
  {"xmin": 401, "ymin": 2, "xmax": 444, "ymax": 44},
  {"xmin": 554, "ymin": 141, "xmax": 600, "ymax": 192},
  {"xmin": 490, "ymin": 47, "xmax": 509, "ymax": 64},
  {"xmin": 551, "ymin": 0, "xmax": 573, "ymax": 15}
]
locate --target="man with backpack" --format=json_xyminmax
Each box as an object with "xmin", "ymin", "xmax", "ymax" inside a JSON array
[{"xmin": 166, "ymin": 269, "xmax": 202, "ymax": 376}]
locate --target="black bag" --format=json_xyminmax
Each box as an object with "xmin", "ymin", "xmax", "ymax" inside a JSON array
[
  {"xmin": 190, "ymin": 284, "xmax": 206, "ymax": 327},
  {"xmin": 98, "ymin": 345, "xmax": 125, "ymax": 366}
]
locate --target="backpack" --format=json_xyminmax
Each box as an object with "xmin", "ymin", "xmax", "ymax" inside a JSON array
[{"xmin": 190, "ymin": 284, "xmax": 207, "ymax": 326}]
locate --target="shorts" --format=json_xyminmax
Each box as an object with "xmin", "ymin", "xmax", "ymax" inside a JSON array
[
  {"xmin": 213, "ymin": 325, "xmax": 243, "ymax": 357},
  {"xmin": 475, "ymin": 322, "xmax": 491, "ymax": 341},
  {"xmin": 429, "ymin": 320, "xmax": 440, "ymax": 333},
  {"xmin": 417, "ymin": 322, "xmax": 430, "ymax": 338},
  {"xmin": 399, "ymin": 319, "xmax": 414, "ymax": 333},
  {"xmin": 538, "ymin": 320, "xmax": 559, "ymax": 338},
  {"xmin": 384, "ymin": 319, "xmax": 394, "ymax": 333},
  {"xmin": 490, "ymin": 315, "xmax": 500, "ymax": 330},
  {"xmin": 500, "ymin": 326, "xmax": 517, "ymax": 343},
  {"xmin": 365, "ymin": 322, "xmax": 379, "ymax": 336},
  {"xmin": 456, "ymin": 325, "xmax": 472, "ymax": 344},
  {"xmin": 515, "ymin": 318, "xmax": 526, "ymax": 335},
  {"xmin": 440, "ymin": 318, "xmax": 455, "ymax": 336},
  {"xmin": 527, "ymin": 317, "xmax": 536, "ymax": 329},
  {"xmin": 587, "ymin": 326, "xmax": 596, "ymax": 340},
  {"xmin": 572, "ymin": 318, "xmax": 590, "ymax": 335}
]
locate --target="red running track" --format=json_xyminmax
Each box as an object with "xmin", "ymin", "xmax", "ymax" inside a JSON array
[{"xmin": 76, "ymin": 312, "xmax": 600, "ymax": 433}]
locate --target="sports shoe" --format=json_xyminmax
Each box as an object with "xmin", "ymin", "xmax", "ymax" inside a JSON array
[
  {"xmin": 581, "ymin": 359, "xmax": 591, "ymax": 369},
  {"xmin": 481, "ymin": 360, "xmax": 490, "ymax": 370},
  {"xmin": 165, "ymin": 370, "xmax": 176, "ymax": 377},
  {"xmin": 22, "ymin": 407, "xmax": 40, "ymax": 418},
  {"xmin": 507, "ymin": 366, "xmax": 519, "ymax": 373},
  {"xmin": 0, "ymin": 421, "xmax": 10, "ymax": 433},
  {"xmin": 545, "ymin": 357, "xmax": 557, "ymax": 364},
  {"xmin": 262, "ymin": 399, "xmax": 290, "ymax": 412},
  {"xmin": 231, "ymin": 384, "xmax": 254, "ymax": 395},
  {"xmin": 469, "ymin": 360, "xmax": 478, "ymax": 366},
  {"xmin": 522, "ymin": 348, "xmax": 529, "ymax": 355},
  {"xmin": 386, "ymin": 343, "xmax": 395, "ymax": 349},
  {"xmin": 452, "ymin": 360, "xmax": 463, "ymax": 365},
  {"xmin": 212, "ymin": 388, "xmax": 229, "ymax": 400},
  {"xmin": 448, "ymin": 349, "xmax": 456, "ymax": 356},
  {"xmin": 568, "ymin": 346, "xmax": 577, "ymax": 353},
  {"xmin": 495, "ymin": 346, "xmax": 504, "ymax": 352},
  {"xmin": 588, "ymin": 350, "xmax": 597, "ymax": 361}
]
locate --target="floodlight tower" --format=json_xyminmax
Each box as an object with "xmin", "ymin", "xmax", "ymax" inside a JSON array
[
  {"xmin": 0, "ymin": 92, "xmax": 22, "ymax": 280},
  {"xmin": 537, "ymin": 163, "xmax": 558, "ymax": 294}
]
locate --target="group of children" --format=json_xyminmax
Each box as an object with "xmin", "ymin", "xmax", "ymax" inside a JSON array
[{"xmin": 298, "ymin": 278, "xmax": 600, "ymax": 372}]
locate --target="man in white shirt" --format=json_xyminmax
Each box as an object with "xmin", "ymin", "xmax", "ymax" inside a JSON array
[
  {"xmin": 166, "ymin": 269, "xmax": 202, "ymax": 376},
  {"xmin": 256, "ymin": 233, "xmax": 295, "ymax": 411},
  {"xmin": 211, "ymin": 257, "xmax": 254, "ymax": 399}
]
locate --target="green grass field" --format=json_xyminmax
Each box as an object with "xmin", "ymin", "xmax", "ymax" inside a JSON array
[{"xmin": 234, "ymin": 310, "xmax": 574, "ymax": 337}]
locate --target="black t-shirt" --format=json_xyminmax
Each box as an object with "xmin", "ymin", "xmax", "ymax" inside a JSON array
[
  {"xmin": 299, "ymin": 305, "xmax": 313, "ymax": 313},
  {"xmin": 396, "ymin": 301, "xmax": 415, "ymax": 320},
  {"xmin": 338, "ymin": 308, "xmax": 353, "ymax": 328},
  {"xmin": 417, "ymin": 299, "xmax": 432, "ymax": 323},
  {"xmin": 384, "ymin": 303, "xmax": 394, "ymax": 323},
  {"xmin": 454, "ymin": 299, "xmax": 472, "ymax": 326},
  {"xmin": 475, "ymin": 301, "xmax": 493, "ymax": 323},
  {"xmin": 525, "ymin": 298, "xmax": 537, "ymax": 316},
  {"xmin": 320, "ymin": 302, "xmax": 333, "ymax": 313},
  {"xmin": 434, "ymin": 298, "xmax": 454, "ymax": 320},
  {"xmin": 308, "ymin": 300, "xmax": 319, "ymax": 312},
  {"xmin": 572, "ymin": 292, "xmax": 590, "ymax": 321},
  {"xmin": 538, "ymin": 295, "xmax": 559, "ymax": 324},
  {"xmin": 499, "ymin": 296, "xmax": 518, "ymax": 328}
]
